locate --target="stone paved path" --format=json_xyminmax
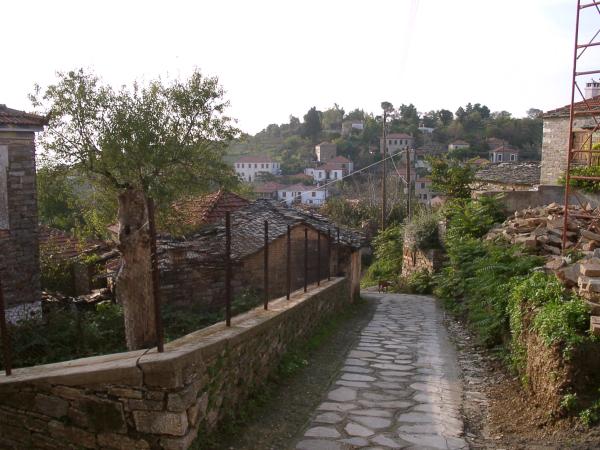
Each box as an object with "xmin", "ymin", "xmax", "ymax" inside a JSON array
[{"xmin": 293, "ymin": 293, "xmax": 468, "ymax": 450}]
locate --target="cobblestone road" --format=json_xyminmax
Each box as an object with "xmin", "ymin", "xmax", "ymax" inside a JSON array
[{"xmin": 293, "ymin": 293, "xmax": 468, "ymax": 450}]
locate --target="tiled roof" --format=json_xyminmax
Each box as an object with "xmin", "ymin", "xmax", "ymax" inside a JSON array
[
  {"xmin": 386, "ymin": 133, "xmax": 413, "ymax": 139},
  {"xmin": 236, "ymin": 155, "xmax": 276, "ymax": 163},
  {"xmin": 254, "ymin": 182, "xmax": 285, "ymax": 193},
  {"xmin": 317, "ymin": 141, "xmax": 335, "ymax": 147},
  {"xmin": 490, "ymin": 145, "xmax": 519, "ymax": 153},
  {"xmin": 321, "ymin": 163, "xmax": 345, "ymax": 171},
  {"xmin": 450, "ymin": 140, "xmax": 469, "ymax": 145},
  {"xmin": 0, "ymin": 104, "xmax": 48, "ymax": 128},
  {"xmin": 172, "ymin": 190, "xmax": 249, "ymax": 229},
  {"xmin": 543, "ymin": 95, "xmax": 600, "ymax": 118},
  {"xmin": 475, "ymin": 162, "xmax": 540, "ymax": 186},
  {"xmin": 157, "ymin": 199, "xmax": 365, "ymax": 267},
  {"xmin": 39, "ymin": 226, "xmax": 107, "ymax": 259},
  {"xmin": 279, "ymin": 183, "xmax": 315, "ymax": 192}
]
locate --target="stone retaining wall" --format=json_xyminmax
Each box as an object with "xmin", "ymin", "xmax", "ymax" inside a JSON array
[
  {"xmin": 0, "ymin": 278, "xmax": 351, "ymax": 449},
  {"xmin": 402, "ymin": 247, "xmax": 445, "ymax": 278}
]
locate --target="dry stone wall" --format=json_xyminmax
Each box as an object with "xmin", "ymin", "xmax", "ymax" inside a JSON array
[{"xmin": 0, "ymin": 278, "xmax": 351, "ymax": 450}]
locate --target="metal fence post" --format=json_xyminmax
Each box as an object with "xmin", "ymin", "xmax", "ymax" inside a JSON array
[
  {"xmin": 264, "ymin": 220, "xmax": 269, "ymax": 310},
  {"xmin": 147, "ymin": 197, "xmax": 164, "ymax": 353},
  {"xmin": 327, "ymin": 228, "xmax": 332, "ymax": 281},
  {"xmin": 286, "ymin": 225, "xmax": 291, "ymax": 300},
  {"xmin": 304, "ymin": 227, "xmax": 308, "ymax": 293},
  {"xmin": 317, "ymin": 230, "xmax": 321, "ymax": 286},
  {"xmin": 225, "ymin": 212, "xmax": 232, "ymax": 326},
  {"xmin": 0, "ymin": 274, "xmax": 12, "ymax": 376}
]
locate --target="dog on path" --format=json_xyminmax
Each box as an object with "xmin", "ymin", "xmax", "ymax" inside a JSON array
[{"xmin": 378, "ymin": 280, "xmax": 391, "ymax": 293}]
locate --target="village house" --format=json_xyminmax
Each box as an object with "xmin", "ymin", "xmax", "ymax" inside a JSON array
[
  {"xmin": 448, "ymin": 139, "xmax": 470, "ymax": 151},
  {"xmin": 474, "ymin": 162, "xmax": 541, "ymax": 192},
  {"xmin": 0, "ymin": 104, "xmax": 47, "ymax": 323},
  {"xmin": 415, "ymin": 176, "xmax": 438, "ymax": 205},
  {"xmin": 380, "ymin": 133, "xmax": 414, "ymax": 155},
  {"xmin": 341, "ymin": 119, "xmax": 364, "ymax": 136},
  {"xmin": 315, "ymin": 141, "xmax": 337, "ymax": 162},
  {"xmin": 489, "ymin": 144, "xmax": 519, "ymax": 163},
  {"xmin": 278, "ymin": 184, "xmax": 328, "ymax": 206},
  {"xmin": 158, "ymin": 199, "xmax": 365, "ymax": 311},
  {"xmin": 304, "ymin": 155, "xmax": 354, "ymax": 183},
  {"xmin": 540, "ymin": 86, "xmax": 600, "ymax": 185},
  {"xmin": 254, "ymin": 181, "xmax": 284, "ymax": 199},
  {"xmin": 171, "ymin": 190, "xmax": 250, "ymax": 229},
  {"xmin": 234, "ymin": 155, "xmax": 281, "ymax": 182}
]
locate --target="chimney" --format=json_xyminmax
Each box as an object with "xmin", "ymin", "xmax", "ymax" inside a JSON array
[{"xmin": 585, "ymin": 79, "xmax": 600, "ymax": 99}]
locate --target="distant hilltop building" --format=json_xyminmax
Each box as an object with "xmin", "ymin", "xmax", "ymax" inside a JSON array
[
  {"xmin": 380, "ymin": 133, "xmax": 414, "ymax": 155},
  {"xmin": 341, "ymin": 120, "xmax": 364, "ymax": 136},
  {"xmin": 234, "ymin": 155, "xmax": 281, "ymax": 182},
  {"xmin": 448, "ymin": 140, "xmax": 469, "ymax": 151},
  {"xmin": 305, "ymin": 155, "xmax": 354, "ymax": 182},
  {"xmin": 315, "ymin": 141, "xmax": 337, "ymax": 162},
  {"xmin": 489, "ymin": 144, "xmax": 519, "ymax": 163}
]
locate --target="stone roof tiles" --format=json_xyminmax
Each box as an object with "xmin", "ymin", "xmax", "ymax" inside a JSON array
[
  {"xmin": 0, "ymin": 104, "xmax": 48, "ymax": 128},
  {"xmin": 475, "ymin": 162, "xmax": 541, "ymax": 186},
  {"xmin": 543, "ymin": 95, "xmax": 600, "ymax": 118},
  {"xmin": 171, "ymin": 190, "xmax": 250, "ymax": 230}
]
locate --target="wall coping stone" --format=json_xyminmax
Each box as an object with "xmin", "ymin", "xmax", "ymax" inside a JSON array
[{"xmin": 0, "ymin": 278, "xmax": 346, "ymax": 389}]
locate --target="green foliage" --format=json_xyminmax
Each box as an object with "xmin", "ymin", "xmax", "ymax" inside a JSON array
[
  {"xmin": 404, "ymin": 210, "xmax": 441, "ymax": 251},
  {"xmin": 405, "ymin": 269, "xmax": 434, "ymax": 295},
  {"xmin": 580, "ymin": 398, "xmax": 600, "ymax": 427},
  {"xmin": 429, "ymin": 157, "xmax": 475, "ymax": 199},
  {"xmin": 560, "ymin": 160, "xmax": 600, "ymax": 193},
  {"xmin": 362, "ymin": 225, "xmax": 404, "ymax": 286},
  {"xmin": 320, "ymin": 197, "xmax": 379, "ymax": 228},
  {"xmin": 301, "ymin": 106, "xmax": 323, "ymax": 143},
  {"xmin": 3, "ymin": 302, "xmax": 126, "ymax": 370},
  {"xmin": 32, "ymin": 68, "xmax": 240, "ymax": 209},
  {"xmin": 39, "ymin": 243, "xmax": 75, "ymax": 295},
  {"xmin": 444, "ymin": 195, "xmax": 505, "ymax": 241},
  {"xmin": 560, "ymin": 393, "xmax": 578, "ymax": 413}
]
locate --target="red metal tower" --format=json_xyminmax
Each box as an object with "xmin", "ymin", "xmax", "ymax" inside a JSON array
[{"xmin": 562, "ymin": 0, "xmax": 600, "ymax": 250}]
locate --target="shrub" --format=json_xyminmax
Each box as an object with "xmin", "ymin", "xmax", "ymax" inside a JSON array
[
  {"xmin": 443, "ymin": 194, "xmax": 505, "ymax": 242},
  {"xmin": 405, "ymin": 269, "xmax": 433, "ymax": 295},
  {"xmin": 404, "ymin": 210, "xmax": 441, "ymax": 252},
  {"xmin": 39, "ymin": 243, "xmax": 75, "ymax": 295},
  {"xmin": 362, "ymin": 225, "xmax": 403, "ymax": 286}
]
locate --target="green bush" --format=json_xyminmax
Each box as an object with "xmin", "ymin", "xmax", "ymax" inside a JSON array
[
  {"xmin": 362, "ymin": 225, "xmax": 403, "ymax": 286},
  {"xmin": 443, "ymin": 194, "xmax": 505, "ymax": 242},
  {"xmin": 39, "ymin": 243, "xmax": 75, "ymax": 295},
  {"xmin": 405, "ymin": 269, "xmax": 434, "ymax": 295},
  {"xmin": 404, "ymin": 210, "xmax": 441, "ymax": 252}
]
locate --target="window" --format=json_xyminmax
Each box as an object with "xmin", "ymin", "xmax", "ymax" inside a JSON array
[
  {"xmin": 266, "ymin": 163, "xmax": 270, "ymax": 168},
  {"xmin": 423, "ymin": 194, "xmax": 427, "ymax": 199},
  {"xmin": 255, "ymin": 164, "xmax": 258, "ymax": 168},
  {"xmin": 497, "ymin": 154, "xmax": 503, "ymax": 162},
  {"xmin": 282, "ymin": 191, "xmax": 286, "ymax": 197},
  {"xmin": 312, "ymin": 191, "xmax": 316, "ymax": 197},
  {"xmin": 309, "ymin": 200, "xmax": 313, "ymax": 204},
  {"xmin": 510, "ymin": 154, "xmax": 516, "ymax": 161},
  {"xmin": 241, "ymin": 163, "xmax": 245, "ymax": 168},
  {"xmin": 421, "ymin": 182, "xmax": 425, "ymax": 189},
  {"xmin": 261, "ymin": 164, "xmax": 264, "ymax": 168},
  {"xmin": 394, "ymin": 139, "xmax": 398, "ymax": 145}
]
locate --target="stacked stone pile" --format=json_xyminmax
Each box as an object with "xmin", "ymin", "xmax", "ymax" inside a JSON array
[{"xmin": 485, "ymin": 203, "xmax": 600, "ymax": 336}]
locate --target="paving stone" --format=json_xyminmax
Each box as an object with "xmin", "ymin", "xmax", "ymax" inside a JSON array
[
  {"xmin": 350, "ymin": 415, "xmax": 392, "ymax": 429},
  {"xmin": 345, "ymin": 422, "xmax": 375, "ymax": 437},
  {"xmin": 314, "ymin": 412, "xmax": 343, "ymax": 424},
  {"xmin": 304, "ymin": 426, "xmax": 341, "ymax": 438},
  {"xmin": 349, "ymin": 409, "xmax": 393, "ymax": 418},
  {"xmin": 345, "ymin": 358, "xmax": 369, "ymax": 366},
  {"xmin": 341, "ymin": 373, "xmax": 377, "ymax": 382},
  {"xmin": 397, "ymin": 412, "xmax": 438, "ymax": 423},
  {"xmin": 327, "ymin": 387, "xmax": 357, "ymax": 402},
  {"xmin": 296, "ymin": 439, "xmax": 342, "ymax": 450},
  {"xmin": 342, "ymin": 365, "xmax": 373, "ymax": 374},
  {"xmin": 340, "ymin": 437, "xmax": 370, "ymax": 446},
  {"xmin": 335, "ymin": 380, "xmax": 371, "ymax": 388},
  {"xmin": 317, "ymin": 402, "xmax": 357, "ymax": 412},
  {"xmin": 370, "ymin": 434, "xmax": 406, "ymax": 448}
]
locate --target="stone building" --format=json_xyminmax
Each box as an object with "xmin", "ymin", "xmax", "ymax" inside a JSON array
[
  {"xmin": 540, "ymin": 95, "xmax": 600, "ymax": 185},
  {"xmin": 315, "ymin": 141, "xmax": 337, "ymax": 162},
  {"xmin": 474, "ymin": 162, "xmax": 541, "ymax": 192},
  {"xmin": 380, "ymin": 133, "xmax": 414, "ymax": 155},
  {"xmin": 158, "ymin": 199, "xmax": 365, "ymax": 310},
  {"xmin": 0, "ymin": 105, "xmax": 47, "ymax": 322}
]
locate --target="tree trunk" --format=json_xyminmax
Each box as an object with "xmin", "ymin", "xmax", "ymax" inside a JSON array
[{"xmin": 116, "ymin": 188, "xmax": 157, "ymax": 350}]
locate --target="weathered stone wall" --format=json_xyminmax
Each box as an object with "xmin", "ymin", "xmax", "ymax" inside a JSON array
[
  {"xmin": 0, "ymin": 131, "xmax": 40, "ymax": 317},
  {"xmin": 0, "ymin": 278, "xmax": 351, "ymax": 450},
  {"xmin": 402, "ymin": 247, "xmax": 445, "ymax": 278},
  {"xmin": 540, "ymin": 116, "xmax": 599, "ymax": 185}
]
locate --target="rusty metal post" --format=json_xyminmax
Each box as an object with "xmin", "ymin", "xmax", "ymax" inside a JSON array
[
  {"xmin": 147, "ymin": 197, "xmax": 164, "ymax": 353},
  {"xmin": 0, "ymin": 274, "xmax": 12, "ymax": 376},
  {"xmin": 317, "ymin": 230, "xmax": 321, "ymax": 286},
  {"xmin": 327, "ymin": 228, "xmax": 332, "ymax": 281},
  {"xmin": 264, "ymin": 220, "xmax": 269, "ymax": 310},
  {"xmin": 286, "ymin": 225, "xmax": 291, "ymax": 300},
  {"xmin": 225, "ymin": 212, "xmax": 232, "ymax": 326},
  {"xmin": 304, "ymin": 227, "xmax": 308, "ymax": 293}
]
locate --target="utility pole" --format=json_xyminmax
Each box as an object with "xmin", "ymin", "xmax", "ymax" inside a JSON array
[
  {"xmin": 381, "ymin": 110, "xmax": 387, "ymax": 231},
  {"xmin": 406, "ymin": 146, "xmax": 411, "ymax": 221}
]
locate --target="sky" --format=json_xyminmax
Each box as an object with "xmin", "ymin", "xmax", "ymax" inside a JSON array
[{"xmin": 1, "ymin": 0, "xmax": 597, "ymax": 134}]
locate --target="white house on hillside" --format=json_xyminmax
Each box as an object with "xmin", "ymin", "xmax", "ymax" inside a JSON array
[
  {"xmin": 381, "ymin": 133, "xmax": 414, "ymax": 155},
  {"xmin": 448, "ymin": 140, "xmax": 470, "ymax": 151},
  {"xmin": 278, "ymin": 184, "xmax": 328, "ymax": 206},
  {"xmin": 304, "ymin": 156, "xmax": 354, "ymax": 183},
  {"xmin": 234, "ymin": 155, "xmax": 281, "ymax": 182}
]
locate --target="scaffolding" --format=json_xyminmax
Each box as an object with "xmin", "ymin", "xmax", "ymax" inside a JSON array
[{"xmin": 562, "ymin": 0, "xmax": 600, "ymax": 250}]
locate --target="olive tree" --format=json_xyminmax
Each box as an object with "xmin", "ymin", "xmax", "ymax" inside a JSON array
[{"xmin": 32, "ymin": 69, "xmax": 240, "ymax": 349}]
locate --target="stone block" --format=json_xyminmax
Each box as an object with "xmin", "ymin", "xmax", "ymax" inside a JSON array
[
  {"xmin": 72, "ymin": 396, "xmax": 127, "ymax": 433},
  {"xmin": 133, "ymin": 410, "xmax": 189, "ymax": 436},
  {"xmin": 108, "ymin": 386, "xmax": 143, "ymax": 399},
  {"xmin": 579, "ymin": 276, "xmax": 600, "ymax": 293},
  {"xmin": 582, "ymin": 230, "xmax": 600, "ymax": 242},
  {"xmin": 581, "ymin": 263, "xmax": 600, "ymax": 277},
  {"xmin": 591, "ymin": 316, "xmax": 600, "ymax": 337},
  {"xmin": 129, "ymin": 398, "xmax": 164, "ymax": 411},
  {"xmin": 167, "ymin": 383, "xmax": 198, "ymax": 412},
  {"xmin": 187, "ymin": 392, "xmax": 208, "ymax": 426},
  {"xmin": 48, "ymin": 420, "xmax": 96, "ymax": 448},
  {"xmin": 34, "ymin": 394, "xmax": 68, "ymax": 419},
  {"xmin": 98, "ymin": 432, "xmax": 150, "ymax": 449}
]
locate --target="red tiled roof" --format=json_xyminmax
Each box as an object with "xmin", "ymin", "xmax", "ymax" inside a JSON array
[
  {"xmin": 172, "ymin": 190, "xmax": 250, "ymax": 229},
  {"xmin": 278, "ymin": 183, "xmax": 314, "ymax": 192},
  {"xmin": 0, "ymin": 104, "xmax": 48, "ymax": 128},
  {"xmin": 39, "ymin": 226, "xmax": 106, "ymax": 259},
  {"xmin": 490, "ymin": 146, "xmax": 519, "ymax": 153},
  {"xmin": 450, "ymin": 140, "xmax": 469, "ymax": 145},
  {"xmin": 321, "ymin": 163, "xmax": 345, "ymax": 171},
  {"xmin": 254, "ymin": 182, "xmax": 284, "ymax": 193},
  {"xmin": 235, "ymin": 155, "xmax": 276, "ymax": 163},
  {"xmin": 544, "ymin": 95, "xmax": 600, "ymax": 118}
]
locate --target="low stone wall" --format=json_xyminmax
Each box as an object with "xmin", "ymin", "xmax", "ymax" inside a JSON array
[
  {"xmin": 0, "ymin": 278, "xmax": 351, "ymax": 449},
  {"xmin": 402, "ymin": 247, "xmax": 445, "ymax": 278}
]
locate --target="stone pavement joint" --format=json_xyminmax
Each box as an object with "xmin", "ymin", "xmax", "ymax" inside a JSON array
[{"xmin": 294, "ymin": 293, "xmax": 468, "ymax": 450}]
